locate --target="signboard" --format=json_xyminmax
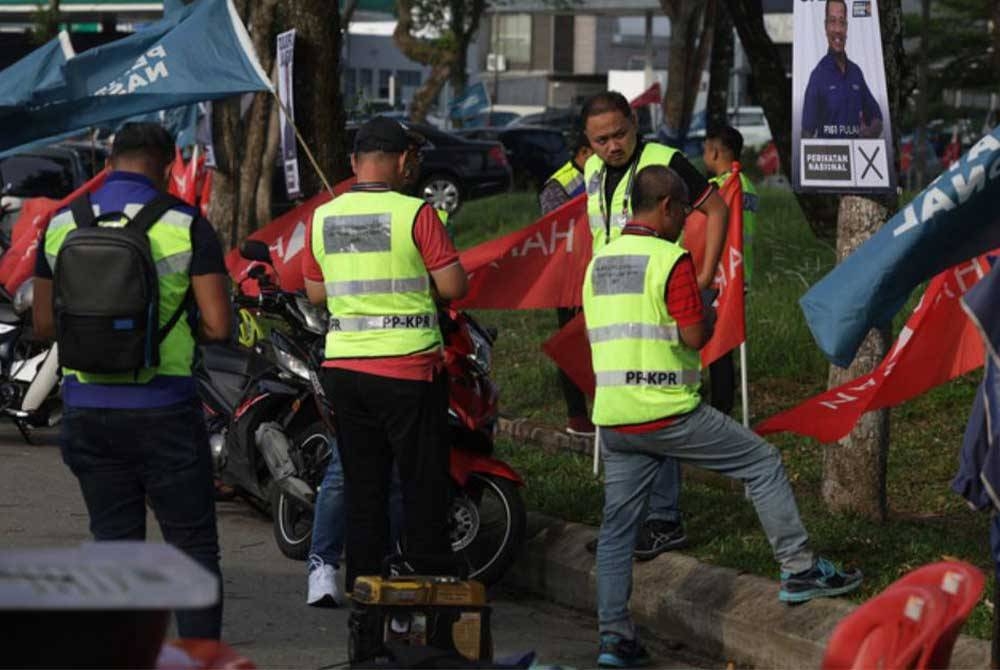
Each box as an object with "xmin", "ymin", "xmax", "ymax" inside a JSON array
[
  {"xmin": 792, "ymin": 0, "xmax": 896, "ymax": 193},
  {"xmin": 449, "ymin": 81, "xmax": 490, "ymax": 122},
  {"xmin": 276, "ymin": 29, "xmax": 300, "ymax": 198}
]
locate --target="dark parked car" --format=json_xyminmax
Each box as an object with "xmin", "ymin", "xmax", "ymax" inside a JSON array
[
  {"xmin": 458, "ymin": 126, "xmax": 569, "ymax": 191},
  {"xmin": 273, "ymin": 122, "xmax": 512, "ymax": 217}
]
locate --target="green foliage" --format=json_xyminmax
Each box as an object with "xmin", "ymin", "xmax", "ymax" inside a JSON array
[{"xmin": 30, "ymin": 4, "xmax": 61, "ymax": 45}]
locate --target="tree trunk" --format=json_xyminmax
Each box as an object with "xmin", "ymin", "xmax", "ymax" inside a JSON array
[
  {"xmin": 822, "ymin": 196, "xmax": 892, "ymax": 519},
  {"xmin": 706, "ymin": 0, "xmax": 733, "ymax": 131},
  {"xmin": 724, "ymin": 0, "xmax": 840, "ymax": 241},
  {"xmin": 207, "ymin": 97, "xmax": 242, "ymax": 248},
  {"xmin": 993, "ymin": 0, "xmax": 1000, "ymax": 79},
  {"xmin": 821, "ymin": 0, "xmax": 903, "ymax": 519},
  {"xmin": 411, "ymin": 63, "xmax": 452, "ymax": 123},
  {"xmin": 660, "ymin": 0, "xmax": 714, "ymax": 147},
  {"xmin": 913, "ymin": 0, "xmax": 930, "ymax": 188},
  {"xmin": 286, "ymin": 0, "xmax": 350, "ymax": 196},
  {"xmin": 256, "ymin": 85, "xmax": 281, "ymax": 229}
]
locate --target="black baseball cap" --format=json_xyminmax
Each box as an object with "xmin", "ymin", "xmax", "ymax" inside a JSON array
[{"xmin": 353, "ymin": 116, "xmax": 426, "ymax": 154}]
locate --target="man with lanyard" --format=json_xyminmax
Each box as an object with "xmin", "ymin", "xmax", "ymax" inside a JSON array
[
  {"xmin": 32, "ymin": 122, "xmax": 232, "ymax": 639},
  {"xmin": 584, "ymin": 165, "xmax": 861, "ymax": 668},
  {"xmin": 699, "ymin": 125, "xmax": 759, "ymax": 416},
  {"xmin": 303, "ymin": 116, "xmax": 468, "ymax": 594},
  {"xmin": 582, "ymin": 90, "xmax": 729, "ymax": 560},
  {"xmin": 539, "ymin": 129, "xmax": 596, "ymax": 436}
]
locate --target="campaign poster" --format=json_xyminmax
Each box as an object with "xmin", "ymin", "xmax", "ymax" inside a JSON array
[
  {"xmin": 276, "ymin": 29, "xmax": 301, "ymax": 199},
  {"xmin": 792, "ymin": 0, "xmax": 896, "ymax": 193}
]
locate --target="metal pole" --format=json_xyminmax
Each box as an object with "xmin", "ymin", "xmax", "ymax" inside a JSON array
[
  {"xmin": 643, "ymin": 11, "xmax": 653, "ymax": 89},
  {"xmin": 740, "ymin": 341, "xmax": 750, "ymax": 428},
  {"xmin": 593, "ymin": 426, "xmax": 601, "ymax": 477}
]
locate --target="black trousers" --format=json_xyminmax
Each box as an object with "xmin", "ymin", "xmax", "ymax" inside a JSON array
[
  {"xmin": 323, "ymin": 367, "xmax": 452, "ymax": 590},
  {"xmin": 556, "ymin": 307, "xmax": 589, "ymax": 419}
]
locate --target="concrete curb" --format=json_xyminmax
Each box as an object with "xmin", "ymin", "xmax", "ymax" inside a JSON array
[{"xmin": 497, "ymin": 418, "xmax": 991, "ymax": 668}]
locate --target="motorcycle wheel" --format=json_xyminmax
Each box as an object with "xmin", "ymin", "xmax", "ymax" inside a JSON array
[
  {"xmin": 449, "ymin": 473, "xmax": 526, "ymax": 586},
  {"xmin": 271, "ymin": 421, "xmax": 333, "ymax": 561}
]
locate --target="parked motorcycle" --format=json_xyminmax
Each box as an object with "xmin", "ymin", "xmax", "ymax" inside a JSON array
[
  {"xmin": 232, "ymin": 242, "xmax": 527, "ymax": 586},
  {"xmin": 0, "ymin": 279, "xmax": 62, "ymax": 441}
]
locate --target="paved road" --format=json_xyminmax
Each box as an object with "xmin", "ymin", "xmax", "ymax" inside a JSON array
[{"xmin": 1, "ymin": 425, "xmax": 708, "ymax": 669}]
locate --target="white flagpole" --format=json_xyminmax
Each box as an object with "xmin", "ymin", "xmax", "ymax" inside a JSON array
[
  {"xmin": 740, "ymin": 341, "xmax": 750, "ymax": 427},
  {"xmin": 593, "ymin": 426, "xmax": 601, "ymax": 477}
]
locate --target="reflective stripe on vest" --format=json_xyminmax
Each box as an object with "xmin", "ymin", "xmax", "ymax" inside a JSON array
[
  {"xmin": 594, "ymin": 369, "xmax": 701, "ymax": 387},
  {"xmin": 311, "ymin": 190, "xmax": 442, "ymax": 359},
  {"xmin": 583, "ymin": 233, "xmax": 701, "ymax": 425},
  {"xmin": 328, "ymin": 313, "xmax": 438, "ymax": 332},
  {"xmin": 587, "ymin": 323, "xmax": 678, "ymax": 344},
  {"xmin": 546, "ymin": 160, "xmax": 586, "ymax": 199},
  {"xmin": 584, "ymin": 143, "xmax": 679, "ymax": 254},
  {"xmin": 43, "ymin": 199, "xmax": 197, "ymax": 384},
  {"xmin": 324, "ymin": 276, "xmax": 430, "ymax": 297}
]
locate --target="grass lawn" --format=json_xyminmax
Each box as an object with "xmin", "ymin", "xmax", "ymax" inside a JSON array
[{"xmin": 450, "ymin": 189, "xmax": 995, "ymax": 639}]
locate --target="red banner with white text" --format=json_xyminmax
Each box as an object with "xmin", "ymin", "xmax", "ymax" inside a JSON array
[
  {"xmin": 454, "ymin": 194, "xmax": 590, "ymax": 309},
  {"xmin": 225, "ymin": 177, "xmax": 356, "ymax": 294},
  {"xmin": 754, "ymin": 254, "xmax": 992, "ymax": 442}
]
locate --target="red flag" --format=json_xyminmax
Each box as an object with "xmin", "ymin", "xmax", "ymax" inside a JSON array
[
  {"xmin": 680, "ymin": 169, "xmax": 746, "ymax": 366},
  {"xmin": 630, "ymin": 82, "xmax": 662, "ymax": 109},
  {"xmin": 755, "ymin": 254, "xmax": 992, "ymax": 442},
  {"xmin": 0, "ymin": 169, "xmax": 109, "ymax": 294},
  {"xmin": 225, "ymin": 177, "xmax": 356, "ymax": 293},
  {"xmin": 198, "ymin": 168, "xmax": 212, "ymax": 218},
  {"xmin": 542, "ymin": 173, "xmax": 748, "ymax": 396},
  {"xmin": 454, "ymin": 194, "xmax": 590, "ymax": 309},
  {"xmin": 168, "ymin": 147, "xmax": 195, "ymax": 204}
]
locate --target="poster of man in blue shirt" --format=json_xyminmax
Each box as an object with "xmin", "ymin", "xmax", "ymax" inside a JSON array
[
  {"xmin": 792, "ymin": 0, "xmax": 896, "ymax": 193},
  {"xmin": 802, "ymin": 0, "xmax": 884, "ymax": 139}
]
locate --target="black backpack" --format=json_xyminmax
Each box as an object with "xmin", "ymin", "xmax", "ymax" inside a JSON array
[{"xmin": 53, "ymin": 193, "xmax": 191, "ymax": 374}]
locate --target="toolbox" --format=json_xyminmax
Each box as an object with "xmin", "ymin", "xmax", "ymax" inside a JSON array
[{"xmin": 348, "ymin": 571, "xmax": 493, "ymax": 667}]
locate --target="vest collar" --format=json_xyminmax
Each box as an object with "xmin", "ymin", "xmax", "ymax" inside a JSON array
[{"xmin": 622, "ymin": 221, "xmax": 660, "ymax": 237}]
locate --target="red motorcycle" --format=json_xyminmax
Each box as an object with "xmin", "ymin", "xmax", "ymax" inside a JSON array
[{"xmin": 230, "ymin": 243, "xmax": 526, "ymax": 586}]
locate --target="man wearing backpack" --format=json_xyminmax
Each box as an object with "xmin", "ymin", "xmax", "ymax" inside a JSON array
[{"xmin": 32, "ymin": 123, "xmax": 232, "ymax": 639}]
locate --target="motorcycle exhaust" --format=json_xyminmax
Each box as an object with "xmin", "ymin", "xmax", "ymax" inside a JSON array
[{"xmin": 254, "ymin": 422, "xmax": 315, "ymax": 510}]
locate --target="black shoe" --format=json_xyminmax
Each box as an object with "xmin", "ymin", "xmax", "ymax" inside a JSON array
[
  {"xmin": 597, "ymin": 633, "xmax": 652, "ymax": 668},
  {"xmin": 633, "ymin": 520, "xmax": 688, "ymax": 561}
]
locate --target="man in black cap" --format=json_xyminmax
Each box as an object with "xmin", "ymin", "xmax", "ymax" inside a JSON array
[{"xmin": 302, "ymin": 116, "xmax": 468, "ymax": 591}]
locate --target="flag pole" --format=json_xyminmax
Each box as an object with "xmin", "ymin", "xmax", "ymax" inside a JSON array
[
  {"xmin": 270, "ymin": 91, "xmax": 334, "ymax": 196},
  {"xmin": 740, "ymin": 341, "xmax": 750, "ymax": 427},
  {"xmin": 593, "ymin": 426, "xmax": 601, "ymax": 477}
]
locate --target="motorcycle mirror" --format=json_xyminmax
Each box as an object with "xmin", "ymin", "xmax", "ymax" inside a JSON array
[
  {"xmin": 248, "ymin": 265, "xmax": 267, "ymax": 279},
  {"xmin": 240, "ymin": 240, "xmax": 273, "ymax": 265}
]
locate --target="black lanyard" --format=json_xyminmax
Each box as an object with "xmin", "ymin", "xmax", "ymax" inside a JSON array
[{"xmin": 597, "ymin": 150, "xmax": 642, "ymax": 244}]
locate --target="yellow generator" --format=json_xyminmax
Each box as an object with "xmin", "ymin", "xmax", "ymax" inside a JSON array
[{"xmin": 348, "ymin": 573, "xmax": 493, "ymax": 667}]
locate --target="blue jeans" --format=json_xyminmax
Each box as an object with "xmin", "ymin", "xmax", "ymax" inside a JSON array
[
  {"xmin": 645, "ymin": 459, "xmax": 682, "ymax": 525},
  {"xmin": 59, "ymin": 400, "xmax": 222, "ymax": 639},
  {"xmin": 308, "ymin": 442, "xmax": 404, "ymax": 570},
  {"xmin": 597, "ymin": 403, "xmax": 813, "ymax": 638}
]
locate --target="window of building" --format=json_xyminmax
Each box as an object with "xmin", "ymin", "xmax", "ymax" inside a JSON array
[
  {"xmin": 494, "ymin": 14, "xmax": 531, "ymax": 68},
  {"xmin": 378, "ymin": 70, "xmax": 392, "ymax": 99},
  {"xmin": 344, "ymin": 68, "xmax": 357, "ymax": 100},
  {"xmin": 358, "ymin": 68, "xmax": 374, "ymax": 98}
]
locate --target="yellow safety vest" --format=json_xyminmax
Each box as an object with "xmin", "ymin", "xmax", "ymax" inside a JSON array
[
  {"xmin": 43, "ymin": 203, "xmax": 196, "ymax": 383},
  {"xmin": 310, "ymin": 190, "xmax": 442, "ymax": 359},
  {"xmin": 584, "ymin": 142, "xmax": 678, "ymax": 254},
  {"xmin": 583, "ymin": 233, "xmax": 702, "ymax": 426},
  {"xmin": 545, "ymin": 160, "xmax": 586, "ymax": 199}
]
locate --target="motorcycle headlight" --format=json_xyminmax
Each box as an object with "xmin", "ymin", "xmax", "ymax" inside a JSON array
[
  {"xmin": 295, "ymin": 295, "xmax": 328, "ymax": 335},
  {"xmin": 275, "ymin": 346, "xmax": 311, "ymax": 381},
  {"xmin": 12, "ymin": 279, "xmax": 33, "ymax": 315},
  {"xmin": 467, "ymin": 324, "xmax": 493, "ymax": 375}
]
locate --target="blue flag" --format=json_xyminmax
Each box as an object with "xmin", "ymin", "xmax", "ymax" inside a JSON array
[
  {"xmin": 450, "ymin": 82, "xmax": 490, "ymax": 122},
  {"xmin": 0, "ymin": 0, "xmax": 271, "ymax": 157},
  {"xmin": 0, "ymin": 30, "xmax": 75, "ymax": 110},
  {"xmin": 800, "ymin": 127, "xmax": 1000, "ymax": 367}
]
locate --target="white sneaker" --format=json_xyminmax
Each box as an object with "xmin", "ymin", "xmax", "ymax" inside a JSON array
[{"xmin": 307, "ymin": 557, "xmax": 343, "ymax": 607}]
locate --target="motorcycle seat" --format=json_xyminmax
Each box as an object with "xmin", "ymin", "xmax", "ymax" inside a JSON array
[{"xmin": 200, "ymin": 344, "xmax": 253, "ymax": 376}]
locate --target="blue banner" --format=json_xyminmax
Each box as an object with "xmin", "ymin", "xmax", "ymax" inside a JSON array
[
  {"xmin": 450, "ymin": 82, "xmax": 490, "ymax": 121},
  {"xmin": 0, "ymin": 0, "xmax": 270, "ymax": 157},
  {"xmin": 800, "ymin": 127, "xmax": 1000, "ymax": 367},
  {"xmin": 0, "ymin": 31, "xmax": 74, "ymax": 110}
]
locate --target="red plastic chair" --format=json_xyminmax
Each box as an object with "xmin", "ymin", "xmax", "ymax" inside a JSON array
[
  {"xmin": 157, "ymin": 639, "xmax": 256, "ymax": 670},
  {"xmin": 822, "ymin": 584, "xmax": 947, "ymax": 670},
  {"xmin": 891, "ymin": 560, "xmax": 986, "ymax": 668}
]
